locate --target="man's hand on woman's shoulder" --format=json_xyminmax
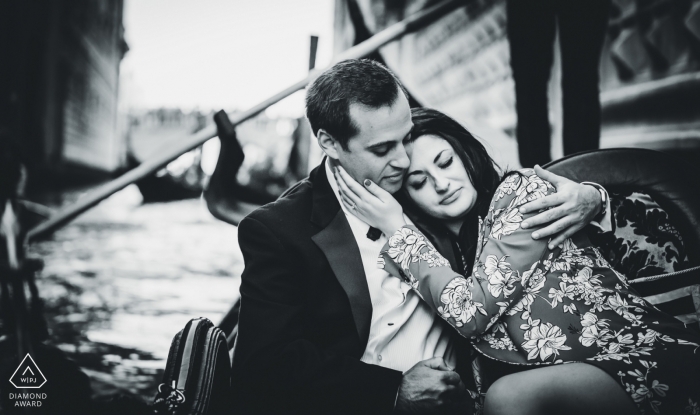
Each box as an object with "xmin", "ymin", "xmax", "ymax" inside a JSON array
[{"xmin": 517, "ymin": 165, "xmax": 603, "ymax": 249}]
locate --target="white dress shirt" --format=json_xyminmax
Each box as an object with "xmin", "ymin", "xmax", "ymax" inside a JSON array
[{"xmin": 325, "ymin": 160, "xmax": 457, "ymax": 373}]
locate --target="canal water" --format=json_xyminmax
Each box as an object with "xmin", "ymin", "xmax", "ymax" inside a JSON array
[{"xmin": 27, "ymin": 185, "xmax": 242, "ymax": 403}]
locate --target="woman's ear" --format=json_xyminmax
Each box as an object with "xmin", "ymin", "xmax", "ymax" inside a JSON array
[{"xmin": 317, "ymin": 129, "xmax": 340, "ymax": 160}]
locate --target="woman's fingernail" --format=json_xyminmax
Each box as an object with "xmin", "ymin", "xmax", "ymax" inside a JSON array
[
  {"xmin": 521, "ymin": 222, "xmax": 529, "ymax": 228},
  {"xmin": 532, "ymin": 232, "xmax": 539, "ymax": 239},
  {"xmin": 364, "ymin": 179, "xmax": 371, "ymax": 187},
  {"xmin": 548, "ymin": 244, "xmax": 554, "ymax": 250}
]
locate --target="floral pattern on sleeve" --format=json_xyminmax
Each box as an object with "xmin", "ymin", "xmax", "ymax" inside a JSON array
[
  {"xmin": 379, "ymin": 169, "xmax": 700, "ymax": 414},
  {"xmin": 438, "ymin": 276, "xmax": 487, "ymax": 327},
  {"xmin": 380, "ymin": 226, "xmax": 450, "ymax": 291},
  {"xmin": 485, "ymin": 172, "xmax": 700, "ymax": 414}
]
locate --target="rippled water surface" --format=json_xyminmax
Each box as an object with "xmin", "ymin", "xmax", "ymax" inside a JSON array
[{"xmin": 27, "ymin": 185, "xmax": 242, "ymax": 402}]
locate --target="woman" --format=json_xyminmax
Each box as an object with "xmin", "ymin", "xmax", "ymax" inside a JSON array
[{"xmin": 333, "ymin": 108, "xmax": 700, "ymax": 415}]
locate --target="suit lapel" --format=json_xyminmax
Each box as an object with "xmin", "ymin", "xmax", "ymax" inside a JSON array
[
  {"xmin": 309, "ymin": 161, "xmax": 372, "ymax": 347},
  {"xmin": 312, "ymin": 210, "xmax": 372, "ymax": 346}
]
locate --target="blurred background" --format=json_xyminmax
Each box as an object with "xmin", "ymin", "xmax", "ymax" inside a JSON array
[{"xmin": 1, "ymin": 0, "xmax": 699, "ymax": 406}]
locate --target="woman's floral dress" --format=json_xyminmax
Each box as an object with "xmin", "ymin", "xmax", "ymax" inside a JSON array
[{"xmin": 379, "ymin": 169, "xmax": 700, "ymax": 415}]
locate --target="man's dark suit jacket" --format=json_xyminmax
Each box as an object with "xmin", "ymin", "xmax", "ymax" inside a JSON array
[{"xmin": 231, "ymin": 162, "xmax": 467, "ymax": 414}]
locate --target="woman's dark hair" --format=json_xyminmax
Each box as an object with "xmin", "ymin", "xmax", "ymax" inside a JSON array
[
  {"xmin": 399, "ymin": 108, "xmax": 501, "ymax": 219},
  {"xmin": 397, "ymin": 108, "xmax": 503, "ymax": 268}
]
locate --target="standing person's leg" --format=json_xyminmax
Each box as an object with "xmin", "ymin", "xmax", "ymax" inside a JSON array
[
  {"xmin": 506, "ymin": 0, "xmax": 556, "ymax": 168},
  {"xmin": 557, "ymin": 0, "xmax": 611, "ymax": 156}
]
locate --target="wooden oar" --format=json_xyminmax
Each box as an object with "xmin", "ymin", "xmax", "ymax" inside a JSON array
[{"xmin": 26, "ymin": 0, "xmax": 464, "ymax": 243}]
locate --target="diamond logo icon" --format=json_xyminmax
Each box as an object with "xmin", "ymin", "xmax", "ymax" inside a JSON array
[{"xmin": 10, "ymin": 354, "xmax": 47, "ymax": 388}]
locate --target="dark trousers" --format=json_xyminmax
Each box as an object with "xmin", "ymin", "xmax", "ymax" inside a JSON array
[{"xmin": 507, "ymin": 0, "xmax": 611, "ymax": 167}]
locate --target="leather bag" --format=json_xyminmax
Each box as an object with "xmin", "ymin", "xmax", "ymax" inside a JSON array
[{"xmin": 153, "ymin": 318, "xmax": 231, "ymax": 415}]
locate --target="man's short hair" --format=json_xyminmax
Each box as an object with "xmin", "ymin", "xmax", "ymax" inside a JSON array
[{"xmin": 305, "ymin": 59, "xmax": 409, "ymax": 150}]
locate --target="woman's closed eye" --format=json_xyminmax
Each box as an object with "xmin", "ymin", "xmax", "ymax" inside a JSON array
[
  {"xmin": 409, "ymin": 177, "xmax": 427, "ymax": 190},
  {"xmin": 438, "ymin": 156, "xmax": 453, "ymax": 169}
]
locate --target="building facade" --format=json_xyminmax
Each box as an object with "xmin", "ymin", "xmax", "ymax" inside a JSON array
[
  {"xmin": 333, "ymin": 0, "xmax": 700, "ymax": 167},
  {"xmin": 0, "ymin": 0, "xmax": 128, "ymax": 189}
]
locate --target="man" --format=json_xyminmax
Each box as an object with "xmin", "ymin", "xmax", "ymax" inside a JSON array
[{"xmin": 231, "ymin": 59, "xmax": 608, "ymax": 414}]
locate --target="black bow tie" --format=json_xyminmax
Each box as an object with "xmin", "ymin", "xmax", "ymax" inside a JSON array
[{"xmin": 366, "ymin": 227, "xmax": 382, "ymax": 241}]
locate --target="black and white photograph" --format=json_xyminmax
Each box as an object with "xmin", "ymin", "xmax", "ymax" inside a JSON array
[{"xmin": 1, "ymin": 0, "xmax": 700, "ymax": 414}]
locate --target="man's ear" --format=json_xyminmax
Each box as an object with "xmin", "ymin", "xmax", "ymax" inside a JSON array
[{"xmin": 317, "ymin": 129, "xmax": 341, "ymax": 160}]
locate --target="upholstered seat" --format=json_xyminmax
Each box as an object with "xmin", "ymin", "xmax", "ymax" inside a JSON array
[{"xmin": 545, "ymin": 148, "xmax": 700, "ymax": 329}]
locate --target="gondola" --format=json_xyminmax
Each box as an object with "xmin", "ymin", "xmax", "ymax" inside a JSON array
[{"xmin": 4, "ymin": 0, "xmax": 700, "ymax": 413}]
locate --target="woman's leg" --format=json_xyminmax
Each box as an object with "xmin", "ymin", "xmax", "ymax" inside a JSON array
[{"xmin": 483, "ymin": 363, "xmax": 639, "ymax": 415}]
